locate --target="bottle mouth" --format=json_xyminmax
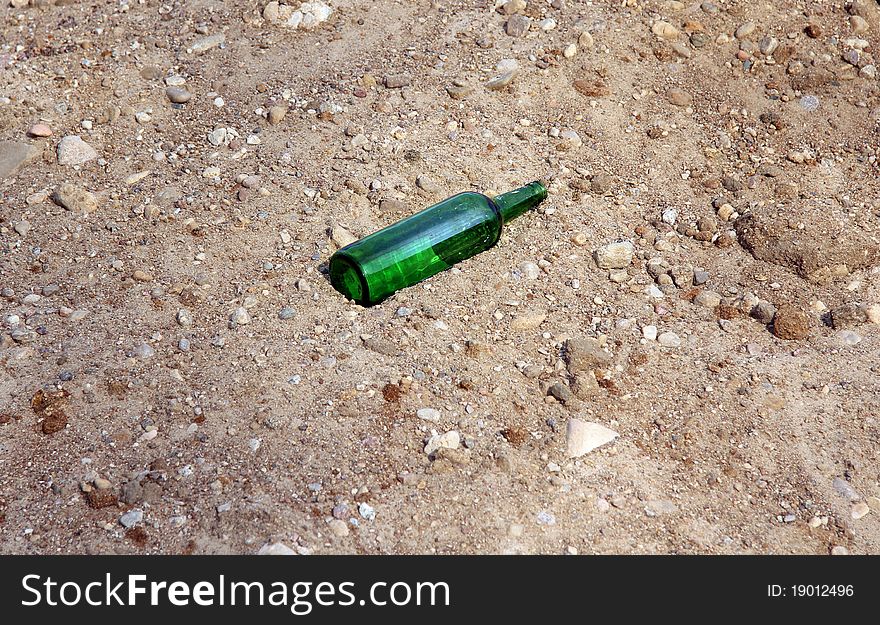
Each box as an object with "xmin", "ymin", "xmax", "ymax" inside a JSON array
[
  {"xmin": 329, "ymin": 252, "xmax": 369, "ymax": 304},
  {"xmin": 494, "ymin": 180, "xmax": 548, "ymax": 223}
]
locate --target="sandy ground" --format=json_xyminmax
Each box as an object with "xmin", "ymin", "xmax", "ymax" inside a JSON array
[{"xmin": 2, "ymin": 0, "xmax": 880, "ymax": 555}]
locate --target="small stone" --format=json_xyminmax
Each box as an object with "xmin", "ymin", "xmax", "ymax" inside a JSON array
[
  {"xmin": 189, "ymin": 33, "xmax": 225, "ymax": 54},
  {"xmin": 658, "ymin": 332, "xmax": 681, "ymax": 348},
  {"xmin": 505, "ymin": 14, "xmax": 531, "ymax": 37},
  {"xmin": 804, "ymin": 23, "xmax": 822, "ymax": 39},
  {"xmin": 595, "ymin": 241, "xmax": 634, "ymax": 269},
  {"xmin": 851, "ymin": 502, "xmax": 870, "ymax": 520},
  {"xmin": 257, "ymin": 542, "xmax": 297, "ymax": 556},
  {"xmin": 548, "ymin": 382, "xmax": 573, "ymax": 404},
  {"xmin": 563, "ymin": 43, "xmax": 577, "ymax": 58},
  {"xmin": 661, "ymin": 208, "xmax": 678, "ymax": 225},
  {"xmin": 328, "ymin": 519, "xmax": 349, "ymax": 537},
  {"xmin": 27, "ymin": 123, "xmax": 52, "ymax": 138},
  {"xmin": 837, "ymin": 330, "xmax": 862, "ymax": 346},
  {"xmin": 132, "ymin": 343, "xmax": 156, "ymax": 359},
  {"xmin": 694, "ymin": 290, "xmax": 722, "ymax": 308},
  {"xmin": 132, "ymin": 270, "xmax": 153, "ymax": 283},
  {"xmin": 165, "ymin": 87, "xmax": 192, "ymax": 104},
  {"xmin": 651, "ymin": 20, "xmax": 679, "ymax": 40},
  {"xmin": 510, "ymin": 312, "xmax": 546, "ymax": 331},
  {"xmin": 565, "ymin": 419, "xmax": 618, "ymax": 458},
  {"xmin": 750, "ymin": 301, "xmax": 777, "ymax": 324},
  {"xmin": 57, "ymin": 136, "xmax": 98, "ymax": 166},
  {"xmin": 424, "ymin": 430, "xmax": 460, "ymax": 455},
  {"xmin": 830, "ymin": 304, "xmax": 867, "ymax": 329},
  {"xmin": 772, "ymin": 305, "xmax": 811, "ymax": 340},
  {"xmin": 278, "ymin": 307, "xmax": 296, "ymax": 320},
  {"xmin": 519, "ymin": 261, "xmax": 540, "ymax": 280},
  {"xmin": 0, "ymin": 141, "xmax": 39, "ymax": 180},
  {"xmin": 93, "ymin": 478, "xmax": 112, "ymax": 490},
  {"xmin": 851, "ymin": 16, "xmax": 869, "ymax": 35},
  {"xmin": 331, "ymin": 225, "xmax": 357, "ymax": 248},
  {"xmin": 865, "ymin": 304, "xmax": 880, "ymax": 324},
  {"xmin": 267, "ymin": 105, "xmax": 287, "ymax": 125},
  {"xmin": 415, "ymin": 175, "xmax": 440, "ymax": 194},
  {"xmin": 735, "ymin": 22, "xmax": 756, "ymax": 39},
  {"xmin": 446, "ymin": 84, "xmax": 474, "ymax": 100},
  {"xmin": 358, "ymin": 502, "xmax": 376, "ymax": 521},
  {"xmin": 831, "ymin": 546, "xmax": 849, "ymax": 556},
  {"xmin": 832, "ymin": 477, "xmax": 860, "ymax": 501},
  {"xmin": 500, "ymin": 0, "xmax": 526, "ymax": 15},
  {"xmin": 564, "ymin": 338, "xmax": 612, "ymax": 373},
  {"xmin": 53, "ymin": 184, "xmax": 97, "ymax": 214},
  {"xmin": 642, "ymin": 325, "xmax": 658, "ymax": 341},
  {"xmin": 119, "ymin": 509, "xmax": 143, "ymax": 528},
  {"xmin": 14, "ymin": 220, "xmax": 30, "ymax": 237},
  {"xmin": 578, "ymin": 31, "xmax": 594, "ymax": 48},
  {"xmin": 230, "ymin": 307, "xmax": 251, "ymax": 326},
  {"xmin": 384, "ymin": 74, "xmax": 411, "ymax": 89},
  {"xmin": 417, "ymin": 408, "xmax": 441, "ymax": 422},
  {"xmin": 668, "ymin": 89, "xmax": 692, "ymax": 107},
  {"xmin": 693, "ymin": 269, "xmax": 709, "ymax": 285},
  {"xmin": 176, "ymin": 309, "xmax": 193, "ymax": 327}
]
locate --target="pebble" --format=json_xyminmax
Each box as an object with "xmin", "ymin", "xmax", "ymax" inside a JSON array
[
  {"xmin": 837, "ymin": 330, "xmax": 862, "ymax": 346},
  {"xmin": 331, "ymin": 225, "xmax": 357, "ymax": 248},
  {"xmin": 851, "ymin": 502, "xmax": 870, "ymax": 520},
  {"xmin": 830, "ymin": 304, "xmax": 867, "ymax": 329},
  {"xmin": 53, "ymin": 184, "xmax": 97, "ymax": 214},
  {"xmin": 505, "ymin": 14, "xmax": 531, "ymax": 37},
  {"xmin": 485, "ymin": 59, "xmax": 520, "ymax": 91},
  {"xmin": 176, "ymin": 309, "xmax": 193, "ymax": 327},
  {"xmin": 57, "ymin": 135, "xmax": 98, "ymax": 166},
  {"xmin": 328, "ymin": 519, "xmax": 349, "ymax": 537},
  {"xmin": 799, "ymin": 95, "xmax": 820, "ymax": 112},
  {"xmin": 384, "ymin": 74, "xmax": 411, "ymax": 89},
  {"xmin": 189, "ymin": 33, "xmax": 225, "ymax": 54},
  {"xmin": 548, "ymin": 382, "xmax": 573, "ymax": 404},
  {"xmin": 735, "ymin": 22, "xmax": 756, "ymax": 39},
  {"xmin": 831, "ymin": 546, "xmax": 849, "ymax": 556},
  {"xmin": 851, "ymin": 16, "xmax": 869, "ymax": 35},
  {"xmin": 267, "ymin": 105, "xmax": 287, "ymax": 125},
  {"xmin": 772, "ymin": 305, "xmax": 811, "ymax": 340},
  {"xmin": 132, "ymin": 343, "xmax": 156, "ymax": 359},
  {"xmin": 658, "ymin": 332, "xmax": 681, "ymax": 348},
  {"xmin": 27, "ymin": 123, "xmax": 52, "ymax": 138},
  {"xmin": 832, "ymin": 477, "xmax": 860, "ymax": 501},
  {"xmin": 564, "ymin": 338, "xmax": 612, "ymax": 373},
  {"xmin": 651, "ymin": 21, "xmax": 679, "ymax": 40},
  {"xmin": 119, "ymin": 509, "xmax": 143, "ymax": 528},
  {"xmin": 519, "ymin": 261, "xmax": 540, "ymax": 280},
  {"xmin": 165, "ymin": 87, "xmax": 192, "ymax": 104},
  {"xmin": 278, "ymin": 307, "xmax": 295, "ymax": 320},
  {"xmin": 594, "ymin": 241, "xmax": 634, "ymax": 269},
  {"xmin": 230, "ymin": 307, "xmax": 251, "ymax": 326},
  {"xmin": 667, "ymin": 89, "xmax": 692, "ymax": 107},
  {"xmin": 424, "ymin": 430, "xmax": 460, "ymax": 455},
  {"xmin": 257, "ymin": 542, "xmax": 297, "ymax": 555},
  {"xmin": 536, "ymin": 511, "xmax": 556, "ymax": 525},
  {"xmin": 415, "ymin": 175, "xmax": 440, "ymax": 194},
  {"xmin": 14, "ymin": 220, "xmax": 30, "ymax": 237},
  {"xmin": 694, "ymin": 290, "xmax": 722, "ymax": 308},
  {"xmin": 642, "ymin": 325, "xmax": 658, "ymax": 341},
  {"xmin": 510, "ymin": 312, "xmax": 546, "ymax": 331},
  {"xmin": 578, "ymin": 31, "xmax": 594, "ymax": 48},
  {"xmin": 0, "ymin": 141, "xmax": 38, "ymax": 180},
  {"xmin": 358, "ymin": 502, "xmax": 376, "ymax": 521},
  {"xmin": 566, "ymin": 419, "xmax": 619, "ymax": 458},
  {"xmin": 263, "ymin": 1, "xmax": 332, "ymax": 29},
  {"xmin": 750, "ymin": 301, "xmax": 776, "ymax": 324},
  {"xmin": 563, "ymin": 43, "xmax": 577, "ymax": 58},
  {"xmin": 661, "ymin": 208, "xmax": 678, "ymax": 225},
  {"xmin": 500, "ymin": 0, "xmax": 525, "ymax": 15},
  {"xmin": 417, "ymin": 408, "xmax": 441, "ymax": 423},
  {"xmin": 865, "ymin": 304, "xmax": 880, "ymax": 324}
]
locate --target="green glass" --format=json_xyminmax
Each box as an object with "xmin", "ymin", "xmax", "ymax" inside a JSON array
[{"xmin": 329, "ymin": 181, "xmax": 547, "ymax": 305}]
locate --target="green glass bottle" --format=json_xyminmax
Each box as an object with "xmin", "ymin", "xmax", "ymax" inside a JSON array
[{"xmin": 329, "ymin": 181, "xmax": 547, "ymax": 305}]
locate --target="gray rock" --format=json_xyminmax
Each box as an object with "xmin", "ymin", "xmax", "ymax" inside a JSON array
[
  {"xmin": 257, "ymin": 542, "xmax": 297, "ymax": 555},
  {"xmin": 165, "ymin": 87, "xmax": 192, "ymax": 103},
  {"xmin": 750, "ymin": 301, "xmax": 777, "ymax": 324},
  {"xmin": 278, "ymin": 307, "xmax": 296, "ymax": 320},
  {"xmin": 505, "ymin": 14, "xmax": 531, "ymax": 37},
  {"xmin": 548, "ymin": 382, "xmax": 574, "ymax": 404},
  {"xmin": 189, "ymin": 34, "xmax": 225, "ymax": 54},
  {"xmin": 564, "ymin": 338, "xmax": 612, "ymax": 373},
  {"xmin": 658, "ymin": 332, "xmax": 681, "ymax": 348},
  {"xmin": 230, "ymin": 307, "xmax": 251, "ymax": 326},
  {"xmin": 119, "ymin": 509, "xmax": 143, "ymax": 528},
  {"xmin": 57, "ymin": 135, "xmax": 98, "ymax": 166},
  {"xmin": 0, "ymin": 141, "xmax": 38, "ymax": 180}
]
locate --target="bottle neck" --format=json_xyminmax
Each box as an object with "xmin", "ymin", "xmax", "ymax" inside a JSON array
[{"xmin": 493, "ymin": 181, "xmax": 548, "ymax": 223}]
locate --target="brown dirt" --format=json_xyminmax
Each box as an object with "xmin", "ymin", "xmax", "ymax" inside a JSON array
[{"xmin": 1, "ymin": 0, "xmax": 880, "ymax": 555}]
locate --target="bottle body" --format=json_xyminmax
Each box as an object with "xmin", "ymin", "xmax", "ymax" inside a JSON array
[{"xmin": 329, "ymin": 182, "xmax": 546, "ymax": 305}]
